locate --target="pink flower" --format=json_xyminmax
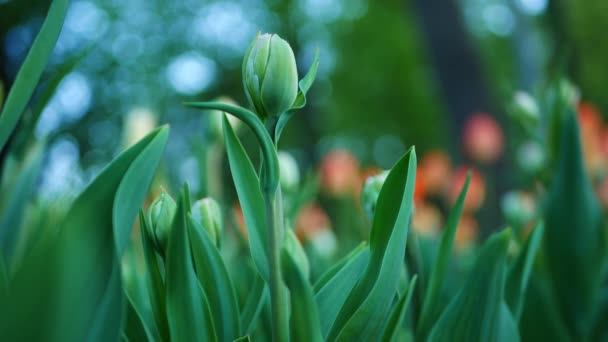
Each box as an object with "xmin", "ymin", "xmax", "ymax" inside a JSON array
[{"xmin": 462, "ymin": 112, "xmax": 504, "ymax": 163}]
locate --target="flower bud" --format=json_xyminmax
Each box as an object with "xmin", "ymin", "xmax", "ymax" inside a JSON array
[
  {"xmin": 191, "ymin": 197, "xmax": 223, "ymax": 247},
  {"xmin": 510, "ymin": 91, "xmax": 540, "ymax": 130},
  {"xmin": 360, "ymin": 170, "xmax": 389, "ymax": 219},
  {"xmin": 278, "ymin": 151, "xmax": 300, "ymax": 191},
  {"xmin": 243, "ymin": 33, "xmax": 298, "ymax": 120},
  {"xmin": 148, "ymin": 190, "xmax": 177, "ymax": 252}
]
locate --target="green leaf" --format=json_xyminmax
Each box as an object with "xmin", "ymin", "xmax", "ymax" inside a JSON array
[
  {"xmin": 0, "ymin": 142, "xmax": 45, "ymax": 264},
  {"xmin": 189, "ymin": 216, "xmax": 242, "ymax": 341},
  {"xmin": 276, "ymin": 48, "xmax": 320, "ymax": 141},
  {"xmin": 139, "ymin": 211, "xmax": 170, "ymax": 341},
  {"xmin": 86, "ymin": 261, "xmax": 125, "ymax": 341},
  {"xmin": 313, "ymin": 241, "xmax": 367, "ymax": 293},
  {"xmin": 240, "ymin": 271, "xmax": 268, "ymax": 335},
  {"xmin": 123, "ymin": 295, "xmax": 153, "ymax": 342},
  {"xmin": 282, "ymin": 248, "xmax": 323, "ymax": 342},
  {"xmin": 497, "ymin": 302, "xmax": 520, "ymax": 342},
  {"xmin": 416, "ymin": 172, "xmax": 471, "ymax": 340},
  {"xmin": 0, "ymin": 126, "xmax": 169, "ymax": 341},
  {"xmin": 221, "ymin": 115, "xmax": 269, "ymax": 282},
  {"xmin": 505, "ymin": 222, "xmax": 544, "ymax": 321},
  {"xmin": 327, "ymin": 148, "xmax": 417, "ymax": 341},
  {"xmin": 380, "ymin": 275, "xmax": 417, "ymax": 342},
  {"xmin": 543, "ymin": 111, "xmax": 604, "ymax": 338},
  {"xmin": 232, "ymin": 337, "xmax": 251, "ymax": 342},
  {"xmin": 0, "ymin": 0, "xmax": 69, "ymax": 151},
  {"xmin": 166, "ymin": 185, "xmax": 217, "ymax": 342},
  {"xmin": 427, "ymin": 229, "xmax": 512, "ymax": 342},
  {"xmin": 315, "ymin": 246, "xmax": 370, "ymax": 338}
]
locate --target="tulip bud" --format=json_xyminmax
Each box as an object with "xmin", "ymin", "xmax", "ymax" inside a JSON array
[
  {"xmin": 284, "ymin": 228, "xmax": 310, "ymax": 279},
  {"xmin": 360, "ymin": 170, "xmax": 389, "ymax": 220},
  {"xmin": 510, "ymin": 91, "xmax": 540, "ymax": 131},
  {"xmin": 191, "ymin": 197, "xmax": 223, "ymax": 247},
  {"xmin": 501, "ymin": 191, "xmax": 536, "ymax": 228},
  {"xmin": 148, "ymin": 190, "xmax": 177, "ymax": 252},
  {"xmin": 278, "ymin": 151, "xmax": 300, "ymax": 191},
  {"xmin": 243, "ymin": 33, "xmax": 299, "ymax": 120}
]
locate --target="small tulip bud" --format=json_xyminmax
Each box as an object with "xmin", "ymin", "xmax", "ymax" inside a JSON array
[
  {"xmin": 191, "ymin": 197, "xmax": 223, "ymax": 247},
  {"xmin": 243, "ymin": 33, "xmax": 299, "ymax": 120},
  {"xmin": 511, "ymin": 91, "xmax": 540, "ymax": 130},
  {"xmin": 284, "ymin": 228, "xmax": 310, "ymax": 279},
  {"xmin": 278, "ymin": 151, "xmax": 300, "ymax": 191},
  {"xmin": 148, "ymin": 190, "xmax": 177, "ymax": 252},
  {"xmin": 360, "ymin": 171, "xmax": 389, "ymax": 219}
]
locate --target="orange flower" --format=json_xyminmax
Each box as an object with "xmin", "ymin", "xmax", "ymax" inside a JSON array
[
  {"xmin": 319, "ymin": 149, "xmax": 360, "ymax": 196},
  {"xmin": 449, "ymin": 166, "xmax": 486, "ymax": 212},
  {"xmin": 578, "ymin": 102, "xmax": 604, "ymax": 176},
  {"xmin": 295, "ymin": 203, "xmax": 332, "ymax": 242},
  {"xmin": 414, "ymin": 167, "xmax": 427, "ymax": 204},
  {"xmin": 232, "ymin": 203, "xmax": 247, "ymax": 239},
  {"xmin": 462, "ymin": 112, "xmax": 504, "ymax": 163},
  {"xmin": 420, "ymin": 150, "xmax": 452, "ymax": 195},
  {"xmin": 412, "ymin": 202, "xmax": 442, "ymax": 237}
]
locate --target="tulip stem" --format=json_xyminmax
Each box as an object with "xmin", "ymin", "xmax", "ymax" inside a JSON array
[{"xmin": 264, "ymin": 186, "xmax": 289, "ymax": 342}]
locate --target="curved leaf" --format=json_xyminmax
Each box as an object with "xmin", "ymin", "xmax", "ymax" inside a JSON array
[
  {"xmin": 417, "ymin": 172, "xmax": 471, "ymax": 340},
  {"xmin": 189, "ymin": 216, "xmax": 242, "ymax": 341},
  {"xmin": 327, "ymin": 148, "xmax": 417, "ymax": 341},
  {"xmin": 427, "ymin": 229, "xmax": 511, "ymax": 342},
  {"xmin": 282, "ymin": 248, "xmax": 322, "ymax": 342},
  {"xmin": 505, "ymin": 222, "xmax": 544, "ymax": 321},
  {"xmin": 166, "ymin": 186, "xmax": 217, "ymax": 342},
  {"xmin": 315, "ymin": 246, "xmax": 370, "ymax": 338},
  {"xmin": 497, "ymin": 302, "xmax": 520, "ymax": 342},
  {"xmin": 221, "ymin": 115, "xmax": 269, "ymax": 282},
  {"xmin": 0, "ymin": 126, "xmax": 169, "ymax": 341},
  {"xmin": 0, "ymin": 0, "xmax": 69, "ymax": 150},
  {"xmin": 380, "ymin": 276, "xmax": 417, "ymax": 342},
  {"xmin": 313, "ymin": 242, "xmax": 367, "ymax": 293},
  {"xmin": 240, "ymin": 271, "xmax": 268, "ymax": 335}
]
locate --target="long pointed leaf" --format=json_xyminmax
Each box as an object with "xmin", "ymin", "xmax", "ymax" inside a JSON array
[
  {"xmin": 417, "ymin": 172, "xmax": 471, "ymax": 340},
  {"xmin": 189, "ymin": 216, "xmax": 242, "ymax": 341},
  {"xmin": 427, "ymin": 229, "xmax": 511, "ymax": 342},
  {"xmin": 380, "ymin": 275, "xmax": 417, "ymax": 342},
  {"xmin": 0, "ymin": 0, "xmax": 69, "ymax": 150},
  {"xmin": 328, "ymin": 148, "xmax": 417, "ymax": 341},
  {"xmin": 222, "ymin": 115, "xmax": 269, "ymax": 282}
]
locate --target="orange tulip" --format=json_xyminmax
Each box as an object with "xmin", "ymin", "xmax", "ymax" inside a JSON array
[{"xmin": 320, "ymin": 149, "xmax": 361, "ymax": 196}]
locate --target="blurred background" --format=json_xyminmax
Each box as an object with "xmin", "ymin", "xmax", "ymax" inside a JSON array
[{"xmin": 1, "ymin": 0, "xmax": 607, "ymax": 238}]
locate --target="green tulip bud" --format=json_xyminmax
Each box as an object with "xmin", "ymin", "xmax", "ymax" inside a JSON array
[
  {"xmin": 510, "ymin": 91, "xmax": 540, "ymax": 132},
  {"xmin": 243, "ymin": 33, "xmax": 299, "ymax": 120},
  {"xmin": 284, "ymin": 228, "xmax": 310, "ymax": 279},
  {"xmin": 191, "ymin": 197, "xmax": 223, "ymax": 247},
  {"xmin": 148, "ymin": 190, "xmax": 177, "ymax": 253},
  {"xmin": 361, "ymin": 171, "xmax": 389, "ymax": 220},
  {"xmin": 278, "ymin": 151, "xmax": 300, "ymax": 191}
]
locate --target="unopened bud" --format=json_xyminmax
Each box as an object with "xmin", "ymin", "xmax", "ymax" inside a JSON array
[
  {"xmin": 148, "ymin": 190, "xmax": 177, "ymax": 252},
  {"xmin": 360, "ymin": 170, "xmax": 388, "ymax": 219},
  {"xmin": 278, "ymin": 151, "xmax": 300, "ymax": 191},
  {"xmin": 191, "ymin": 197, "xmax": 223, "ymax": 247}
]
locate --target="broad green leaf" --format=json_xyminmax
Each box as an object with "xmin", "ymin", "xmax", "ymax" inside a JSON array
[
  {"xmin": 240, "ymin": 271, "xmax": 268, "ymax": 335},
  {"xmin": 417, "ymin": 172, "xmax": 471, "ymax": 340},
  {"xmin": 427, "ymin": 229, "xmax": 511, "ymax": 342},
  {"xmin": 497, "ymin": 302, "xmax": 520, "ymax": 342},
  {"xmin": 0, "ymin": 0, "xmax": 69, "ymax": 151},
  {"xmin": 123, "ymin": 295, "xmax": 152, "ymax": 342},
  {"xmin": 139, "ymin": 211, "xmax": 170, "ymax": 341},
  {"xmin": 86, "ymin": 261, "xmax": 125, "ymax": 341},
  {"xmin": 380, "ymin": 275, "xmax": 417, "ymax": 342},
  {"xmin": 505, "ymin": 222, "xmax": 544, "ymax": 321},
  {"xmin": 327, "ymin": 148, "xmax": 417, "ymax": 341},
  {"xmin": 0, "ymin": 256, "xmax": 6, "ymax": 298},
  {"xmin": 313, "ymin": 241, "xmax": 367, "ymax": 293},
  {"xmin": 0, "ymin": 126, "xmax": 169, "ymax": 341},
  {"xmin": 222, "ymin": 115, "xmax": 269, "ymax": 282},
  {"xmin": 315, "ymin": 246, "xmax": 370, "ymax": 338},
  {"xmin": 543, "ymin": 111, "xmax": 604, "ymax": 338},
  {"xmin": 282, "ymin": 248, "xmax": 323, "ymax": 342},
  {"xmin": 166, "ymin": 186, "xmax": 217, "ymax": 342},
  {"xmin": 0, "ymin": 142, "xmax": 45, "ymax": 264},
  {"xmin": 189, "ymin": 216, "xmax": 242, "ymax": 341}
]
